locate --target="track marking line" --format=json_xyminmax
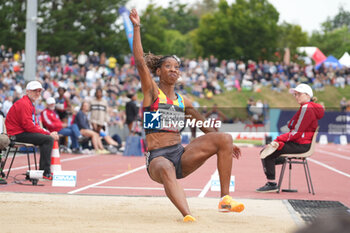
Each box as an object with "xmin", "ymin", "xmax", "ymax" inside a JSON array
[
  {"xmin": 308, "ymin": 158, "xmax": 350, "ymax": 178},
  {"xmin": 94, "ymin": 186, "xmax": 202, "ymax": 191},
  {"xmin": 2, "ymin": 154, "xmax": 98, "ymax": 172},
  {"xmin": 337, "ymin": 148, "xmax": 350, "ymax": 153},
  {"xmin": 316, "ymin": 150, "xmax": 350, "ymax": 160},
  {"xmin": 68, "ymin": 165, "xmax": 146, "ymax": 194},
  {"xmin": 198, "ymin": 169, "xmax": 218, "ymax": 198}
]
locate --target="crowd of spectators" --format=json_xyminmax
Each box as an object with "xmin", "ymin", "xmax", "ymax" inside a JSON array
[{"xmin": 1, "ymin": 44, "xmax": 350, "ymax": 144}]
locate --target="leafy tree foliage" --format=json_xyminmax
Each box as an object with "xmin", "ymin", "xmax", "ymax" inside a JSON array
[
  {"xmin": 310, "ymin": 7, "xmax": 350, "ymax": 58},
  {"xmin": 191, "ymin": 0, "xmax": 218, "ymax": 18},
  {"xmin": 277, "ymin": 22, "xmax": 308, "ymax": 59},
  {"xmin": 194, "ymin": 0, "xmax": 279, "ymax": 61},
  {"xmin": 322, "ymin": 7, "xmax": 350, "ymax": 31},
  {"xmin": 1, "ymin": 0, "xmax": 348, "ymax": 62},
  {"xmin": 37, "ymin": 0, "xmax": 129, "ymax": 56},
  {"xmin": 139, "ymin": 4, "xmax": 167, "ymax": 55},
  {"xmin": 0, "ymin": 0, "xmax": 130, "ymax": 56},
  {"xmin": 163, "ymin": 30, "xmax": 188, "ymax": 57},
  {"xmin": 309, "ymin": 26, "xmax": 350, "ymax": 58},
  {"xmin": 0, "ymin": 1, "xmax": 26, "ymax": 51},
  {"xmin": 160, "ymin": 0, "xmax": 198, "ymax": 34}
]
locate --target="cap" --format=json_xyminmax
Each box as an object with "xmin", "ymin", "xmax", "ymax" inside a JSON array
[
  {"xmin": 290, "ymin": 83, "xmax": 313, "ymax": 98},
  {"xmin": 26, "ymin": 81, "xmax": 43, "ymax": 90},
  {"xmin": 46, "ymin": 97, "xmax": 56, "ymax": 105}
]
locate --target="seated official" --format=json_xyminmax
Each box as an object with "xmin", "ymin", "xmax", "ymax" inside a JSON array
[
  {"xmin": 257, "ymin": 84, "xmax": 325, "ymax": 193},
  {"xmin": 5, "ymin": 81, "xmax": 59, "ymax": 180}
]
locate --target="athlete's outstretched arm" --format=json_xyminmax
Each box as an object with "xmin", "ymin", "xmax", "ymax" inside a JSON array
[{"xmin": 129, "ymin": 9, "xmax": 157, "ymax": 105}]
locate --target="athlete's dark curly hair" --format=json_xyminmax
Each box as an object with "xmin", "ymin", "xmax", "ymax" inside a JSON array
[{"xmin": 144, "ymin": 53, "xmax": 181, "ymax": 75}]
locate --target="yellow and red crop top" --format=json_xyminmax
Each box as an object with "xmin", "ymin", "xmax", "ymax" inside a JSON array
[{"xmin": 143, "ymin": 88, "xmax": 185, "ymax": 134}]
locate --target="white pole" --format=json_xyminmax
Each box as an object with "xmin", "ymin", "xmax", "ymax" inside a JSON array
[{"xmin": 24, "ymin": 0, "xmax": 38, "ymax": 82}]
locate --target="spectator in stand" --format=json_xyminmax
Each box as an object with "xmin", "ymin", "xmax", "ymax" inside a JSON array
[
  {"xmin": 89, "ymin": 87, "xmax": 121, "ymax": 150},
  {"xmin": 2, "ymin": 96, "xmax": 13, "ymax": 116},
  {"xmin": 90, "ymin": 87, "xmax": 108, "ymax": 133},
  {"xmin": 74, "ymin": 101, "xmax": 109, "ymax": 154},
  {"xmin": 41, "ymin": 97, "xmax": 86, "ymax": 154},
  {"xmin": 340, "ymin": 97, "xmax": 347, "ymax": 112},
  {"xmin": 77, "ymin": 51, "xmax": 88, "ymax": 68},
  {"xmin": 5, "ymin": 81, "xmax": 59, "ymax": 180},
  {"xmin": 55, "ymin": 86, "xmax": 71, "ymax": 122},
  {"xmin": 108, "ymin": 55, "xmax": 117, "ymax": 75},
  {"xmin": 125, "ymin": 92, "xmax": 139, "ymax": 134}
]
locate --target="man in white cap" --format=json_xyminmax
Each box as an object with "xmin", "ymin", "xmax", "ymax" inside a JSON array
[
  {"xmin": 41, "ymin": 97, "xmax": 86, "ymax": 154},
  {"xmin": 256, "ymin": 83, "xmax": 324, "ymax": 193},
  {"xmin": 5, "ymin": 81, "xmax": 59, "ymax": 180}
]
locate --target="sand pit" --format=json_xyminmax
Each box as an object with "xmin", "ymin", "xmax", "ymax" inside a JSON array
[{"xmin": 1, "ymin": 192, "xmax": 298, "ymax": 233}]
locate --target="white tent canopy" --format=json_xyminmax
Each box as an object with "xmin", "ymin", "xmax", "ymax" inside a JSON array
[
  {"xmin": 297, "ymin": 47, "xmax": 317, "ymax": 57},
  {"xmin": 339, "ymin": 52, "xmax": 350, "ymax": 67}
]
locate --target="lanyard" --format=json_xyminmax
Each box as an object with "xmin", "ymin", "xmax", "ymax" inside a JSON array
[{"xmin": 32, "ymin": 103, "xmax": 36, "ymax": 126}]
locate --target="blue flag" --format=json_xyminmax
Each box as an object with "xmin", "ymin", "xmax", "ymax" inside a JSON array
[{"xmin": 119, "ymin": 7, "xmax": 134, "ymax": 52}]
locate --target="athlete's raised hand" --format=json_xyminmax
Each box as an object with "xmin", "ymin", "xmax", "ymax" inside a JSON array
[{"xmin": 129, "ymin": 8, "xmax": 140, "ymax": 26}]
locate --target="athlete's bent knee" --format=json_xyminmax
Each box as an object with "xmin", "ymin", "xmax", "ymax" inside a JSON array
[{"xmin": 218, "ymin": 133, "xmax": 233, "ymax": 145}]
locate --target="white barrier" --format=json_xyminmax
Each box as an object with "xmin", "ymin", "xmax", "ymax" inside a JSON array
[{"xmin": 319, "ymin": 135, "xmax": 328, "ymax": 145}]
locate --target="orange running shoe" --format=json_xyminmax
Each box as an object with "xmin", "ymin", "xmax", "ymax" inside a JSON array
[
  {"xmin": 218, "ymin": 195, "xmax": 244, "ymax": 213},
  {"xmin": 183, "ymin": 215, "xmax": 196, "ymax": 222}
]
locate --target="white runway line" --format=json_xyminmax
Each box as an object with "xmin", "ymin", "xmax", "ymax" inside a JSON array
[
  {"xmin": 94, "ymin": 186, "xmax": 202, "ymax": 191},
  {"xmin": 316, "ymin": 149, "xmax": 350, "ymax": 160},
  {"xmin": 308, "ymin": 158, "xmax": 350, "ymax": 178},
  {"xmin": 198, "ymin": 169, "xmax": 218, "ymax": 198},
  {"xmin": 68, "ymin": 165, "xmax": 146, "ymax": 194},
  {"xmin": 2, "ymin": 154, "xmax": 98, "ymax": 172},
  {"xmin": 337, "ymin": 147, "xmax": 350, "ymax": 153}
]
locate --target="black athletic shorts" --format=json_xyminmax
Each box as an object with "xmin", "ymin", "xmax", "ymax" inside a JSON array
[{"xmin": 145, "ymin": 144, "xmax": 185, "ymax": 179}]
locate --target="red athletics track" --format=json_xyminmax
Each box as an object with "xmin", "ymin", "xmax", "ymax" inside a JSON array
[{"xmin": 1, "ymin": 144, "xmax": 349, "ymax": 207}]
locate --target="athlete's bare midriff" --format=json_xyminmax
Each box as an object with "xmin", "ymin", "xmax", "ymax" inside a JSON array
[{"xmin": 146, "ymin": 132, "xmax": 181, "ymax": 151}]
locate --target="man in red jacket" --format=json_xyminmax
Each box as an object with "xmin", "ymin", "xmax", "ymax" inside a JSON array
[
  {"xmin": 256, "ymin": 84, "xmax": 325, "ymax": 192},
  {"xmin": 5, "ymin": 81, "xmax": 59, "ymax": 180},
  {"xmin": 41, "ymin": 97, "xmax": 84, "ymax": 154}
]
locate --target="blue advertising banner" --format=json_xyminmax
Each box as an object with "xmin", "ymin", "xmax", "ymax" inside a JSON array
[
  {"xmin": 271, "ymin": 109, "xmax": 350, "ymax": 143},
  {"xmin": 119, "ymin": 7, "xmax": 134, "ymax": 52}
]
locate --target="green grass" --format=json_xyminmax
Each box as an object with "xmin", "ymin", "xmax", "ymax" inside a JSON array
[
  {"xmin": 193, "ymin": 85, "xmax": 350, "ymax": 109},
  {"xmin": 135, "ymin": 84, "xmax": 350, "ymax": 115},
  {"xmin": 233, "ymin": 139, "xmax": 264, "ymax": 146}
]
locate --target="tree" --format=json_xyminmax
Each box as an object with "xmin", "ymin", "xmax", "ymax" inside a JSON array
[
  {"xmin": 162, "ymin": 30, "xmax": 190, "ymax": 57},
  {"xmin": 160, "ymin": 0, "xmax": 198, "ymax": 34},
  {"xmin": 309, "ymin": 26, "xmax": 350, "ymax": 58},
  {"xmin": 277, "ymin": 22, "xmax": 308, "ymax": 61},
  {"xmin": 0, "ymin": 0, "xmax": 129, "ymax": 56},
  {"xmin": 37, "ymin": 0, "xmax": 128, "ymax": 56},
  {"xmin": 139, "ymin": 4, "xmax": 168, "ymax": 54},
  {"xmin": 194, "ymin": 0, "xmax": 279, "ymax": 61},
  {"xmin": 309, "ymin": 7, "xmax": 350, "ymax": 58},
  {"xmin": 191, "ymin": 0, "xmax": 218, "ymax": 17},
  {"xmin": 0, "ymin": 1, "xmax": 26, "ymax": 52},
  {"xmin": 322, "ymin": 7, "xmax": 350, "ymax": 31}
]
